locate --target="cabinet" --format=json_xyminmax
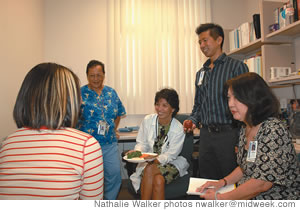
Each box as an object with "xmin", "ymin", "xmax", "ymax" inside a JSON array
[{"xmin": 228, "ymin": 0, "xmax": 300, "ymax": 86}]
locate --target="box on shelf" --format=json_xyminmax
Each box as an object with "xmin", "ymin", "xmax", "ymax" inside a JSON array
[{"xmin": 270, "ymin": 67, "xmax": 292, "ymax": 80}]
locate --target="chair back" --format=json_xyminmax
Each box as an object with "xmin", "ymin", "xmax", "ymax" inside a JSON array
[{"xmin": 174, "ymin": 114, "xmax": 194, "ymax": 166}]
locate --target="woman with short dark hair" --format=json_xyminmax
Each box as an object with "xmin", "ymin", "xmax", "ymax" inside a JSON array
[
  {"xmin": 129, "ymin": 88, "xmax": 189, "ymax": 200},
  {"xmin": 77, "ymin": 60, "xmax": 126, "ymax": 200},
  {"xmin": 0, "ymin": 63, "xmax": 104, "ymax": 200},
  {"xmin": 198, "ymin": 72, "xmax": 299, "ymax": 200}
]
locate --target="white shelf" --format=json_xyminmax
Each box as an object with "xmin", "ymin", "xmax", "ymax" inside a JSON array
[
  {"xmin": 269, "ymin": 75, "xmax": 300, "ymax": 85},
  {"xmin": 229, "ymin": 0, "xmax": 300, "ymax": 86},
  {"xmin": 266, "ymin": 20, "xmax": 300, "ymax": 39},
  {"xmin": 228, "ymin": 39, "xmax": 262, "ymax": 56}
]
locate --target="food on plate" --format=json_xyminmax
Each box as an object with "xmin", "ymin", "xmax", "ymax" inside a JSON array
[
  {"xmin": 127, "ymin": 151, "xmax": 142, "ymax": 159},
  {"xmin": 126, "ymin": 151, "xmax": 158, "ymax": 160},
  {"xmin": 141, "ymin": 153, "xmax": 158, "ymax": 159}
]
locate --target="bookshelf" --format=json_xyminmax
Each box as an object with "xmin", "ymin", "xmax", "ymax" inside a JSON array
[
  {"xmin": 266, "ymin": 20, "xmax": 300, "ymax": 39},
  {"xmin": 228, "ymin": 0, "xmax": 300, "ymax": 86},
  {"xmin": 228, "ymin": 39, "xmax": 262, "ymax": 57}
]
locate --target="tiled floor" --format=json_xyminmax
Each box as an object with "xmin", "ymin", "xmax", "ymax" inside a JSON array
[{"xmin": 117, "ymin": 179, "xmax": 138, "ymax": 200}]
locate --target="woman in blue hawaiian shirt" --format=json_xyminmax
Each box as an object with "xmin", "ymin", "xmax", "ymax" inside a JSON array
[{"xmin": 77, "ymin": 60, "xmax": 126, "ymax": 200}]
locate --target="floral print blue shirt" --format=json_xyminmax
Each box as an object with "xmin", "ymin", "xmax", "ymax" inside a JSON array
[{"xmin": 77, "ymin": 85, "xmax": 126, "ymax": 145}]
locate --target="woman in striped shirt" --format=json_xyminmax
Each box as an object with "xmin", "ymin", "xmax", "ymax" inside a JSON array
[{"xmin": 0, "ymin": 63, "xmax": 104, "ymax": 200}]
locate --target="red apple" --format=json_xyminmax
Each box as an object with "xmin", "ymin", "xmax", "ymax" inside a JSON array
[{"xmin": 184, "ymin": 120, "xmax": 193, "ymax": 129}]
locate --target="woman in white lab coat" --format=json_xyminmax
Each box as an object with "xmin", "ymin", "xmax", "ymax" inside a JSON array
[{"xmin": 129, "ymin": 88, "xmax": 189, "ymax": 200}]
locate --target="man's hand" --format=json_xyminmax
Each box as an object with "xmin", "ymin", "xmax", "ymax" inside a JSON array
[{"xmin": 183, "ymin": 120, "xmax": 196, "ymax": 133}]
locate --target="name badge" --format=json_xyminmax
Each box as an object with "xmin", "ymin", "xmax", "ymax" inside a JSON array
[
  {"xmin": 197, "ymin": 71, "xmax": 205, "ymax": 86},
  {"xmin": 246, "ymin": 141, "xmax": 257, "ymax": 162},
  {"xmin": 98, "ymin": 120, "xmax": 108, "ymax": 135}
]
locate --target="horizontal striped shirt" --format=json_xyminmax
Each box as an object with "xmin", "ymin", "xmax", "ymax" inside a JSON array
[
  {"xmin": 190, "ymin": 53, "xmax": 249, "ymax": 125},
  {"xmin": 0, "ymin": 127, "xmax": 104, "ymax": 200}
]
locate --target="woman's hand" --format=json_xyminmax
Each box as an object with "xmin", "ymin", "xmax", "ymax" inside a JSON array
[
  {"xmin": 115, "ymin": 132, "xmax": 120, "ymax": 139},
  {"xmin": 196, "ymin": 180, "xmax": 222, "ymax": 193},
  {"xmin": 153, "ymin": 159, "xmax": 160, "ymax": 164},
  {"xmin": 200, "ymin": 188, "xmax": 217, "ymax": 200},
  {"xmin": 196, "ymin": 180, "xmax": 225, "ymax": 199}
]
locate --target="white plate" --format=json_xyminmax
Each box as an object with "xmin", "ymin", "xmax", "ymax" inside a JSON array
[{"xmin": 123, "ymin": 152, "xmax": 158, "ymax": 163}]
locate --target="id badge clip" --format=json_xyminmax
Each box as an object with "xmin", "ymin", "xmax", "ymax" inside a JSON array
[
  {"xmin": 97, "ymin": 120, "xmax": 109, "ymax": 135},
  {"xmin": 246, "ymin": 141, "xmax": 257, "ymax": 162},
  {"xmin": 197, "ymin": 71, "xmax": 205, "ymax": 86}
]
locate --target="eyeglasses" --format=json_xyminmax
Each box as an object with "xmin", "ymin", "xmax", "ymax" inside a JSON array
[{"xmin": 88, "ymin": 74, "xmax": 104, "ymax": 79}]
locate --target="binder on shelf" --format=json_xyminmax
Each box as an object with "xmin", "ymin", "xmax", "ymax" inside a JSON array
[
  {"xmin": 244, "ymin": 54, "xmax": 262, "ymax": 77},
  {"xmin": 229, "ymin": 28, "xmax": 240, "ymax": 50},
  {"xmin": 229, "ymin": 21, "xmax": 256, "ymax": 52},
  {"xmin": 250, "ymin": 22, "xmax": 257, "ymax": 42},
  {"xmin": 240, "ymin": 22, "xmax": 251, "ymax": 47},
  {"xmin": 279, "ymin": 6, "xmax": 287, "ymax": 28},
  {"xmin": 274, "ymin": 7, "xmax": 280, "ymax": 25},
  {"xmin": 293, "ymin": 0, "xmax": 298, "ymax": 21},
  {"xmin": 295, "ymin": 0, "xmax": 300, "ymax": 20},
  {"xmin": 253, "ymin": 14, "xmax": 261, "ymax": 39},
  {"xmin": 229, "ymin": 30, "xmax": 236, "ymax": 52}
]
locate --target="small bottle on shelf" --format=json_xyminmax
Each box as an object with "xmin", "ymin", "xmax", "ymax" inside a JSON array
[{"xmin": 286, "ymin": 3, "xmax": 295, "ymax": 26}]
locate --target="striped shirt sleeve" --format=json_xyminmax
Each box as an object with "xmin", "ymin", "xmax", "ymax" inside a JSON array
[{"xmin": 79, "ymin": 137, "xmax": 104, "ymax": 200}]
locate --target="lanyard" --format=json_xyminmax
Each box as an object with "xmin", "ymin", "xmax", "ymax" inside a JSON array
[{"xmin": 155, "ymin": 115, "xmax": 172, "ymax": 145}]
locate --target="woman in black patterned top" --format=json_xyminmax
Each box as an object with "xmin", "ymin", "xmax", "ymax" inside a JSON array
[{"xmin": 198, "ymin": 72, "xmax": 299, "ymax": 200}]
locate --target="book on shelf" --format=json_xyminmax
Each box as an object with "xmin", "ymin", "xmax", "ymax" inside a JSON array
[
  {"xmin": 229, "ymin": 21, "xmax": 257, "ymax": 52},
  {"xmin": 274, "ymin": 7, "xmax": 279, "ymax": 25},
  {"xmin": 229, "ymin": 29, "xmax": 240, "ymax": 51},
  {"xmin": 293, "ymin": 0, "xmax": 298, "ymax": 21},
  {"xmin": 279, "ymin": 6, "xmax": 287, "ymax": 28},
  {"xmin": 240, "ymin": 22, "xmax": 251, "ymax": 47},
  {"xmin": 253, "ymin": 14, "xmax": 261, "ymax": 39},
  {"xmin": 229, "ymin": 30, "xmax": 235, "ymax": 52},
  {"xmin": 295, "ymin": 0, "xmax": 300, "ymax": 20},
  {"xmin": 244, "ymin": 54, "xmax": 262, "ymax": 77},
  {"xmin": 272, "ymin": 1, "xmax": 297, "ymax": 32}
]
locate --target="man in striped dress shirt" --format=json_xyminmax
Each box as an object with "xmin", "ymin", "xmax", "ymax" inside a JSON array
[{"xmin": 184, "ymin": 23, "xmax": 249, "ymax": 180}]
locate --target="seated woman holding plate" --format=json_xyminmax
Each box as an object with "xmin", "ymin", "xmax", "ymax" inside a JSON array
[{"xmin": 128, "ymin": 88, "xmax": 189, "ymax": 200}]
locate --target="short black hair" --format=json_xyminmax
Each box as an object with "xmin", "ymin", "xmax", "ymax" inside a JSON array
[
  {"xmin": 225, "ymin": 72, "xmax": 279, "ymax": 126},
  {"xmin": 154, "ymin": 88, "xmax": 180, "ymax": 117},
  {"xmin": 290, "ymin": 99, "xmax": 300, "ymax": 105},
  {"xmin": 195, "ymin": 23, "xmax": 224, "ymax": 49},
  {"xmin": 86, "ymin": 60, "xmax": 105, "ymax": 75}
]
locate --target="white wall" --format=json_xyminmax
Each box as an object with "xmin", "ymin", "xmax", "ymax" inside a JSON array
[
  {"xmin": 44, "ymin": 0, "xmax": 107, "ymax": 85},
  {"xmin": 0, "ymin": 0, "xmax": 44, "ymax": 138},
  {"xmin": 211, "ymin": 0, "xmax": 251, "ymax": 30},
  {"xmin": 211, "ymin": 0, "xmax": 285, "ymax": 30}
]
